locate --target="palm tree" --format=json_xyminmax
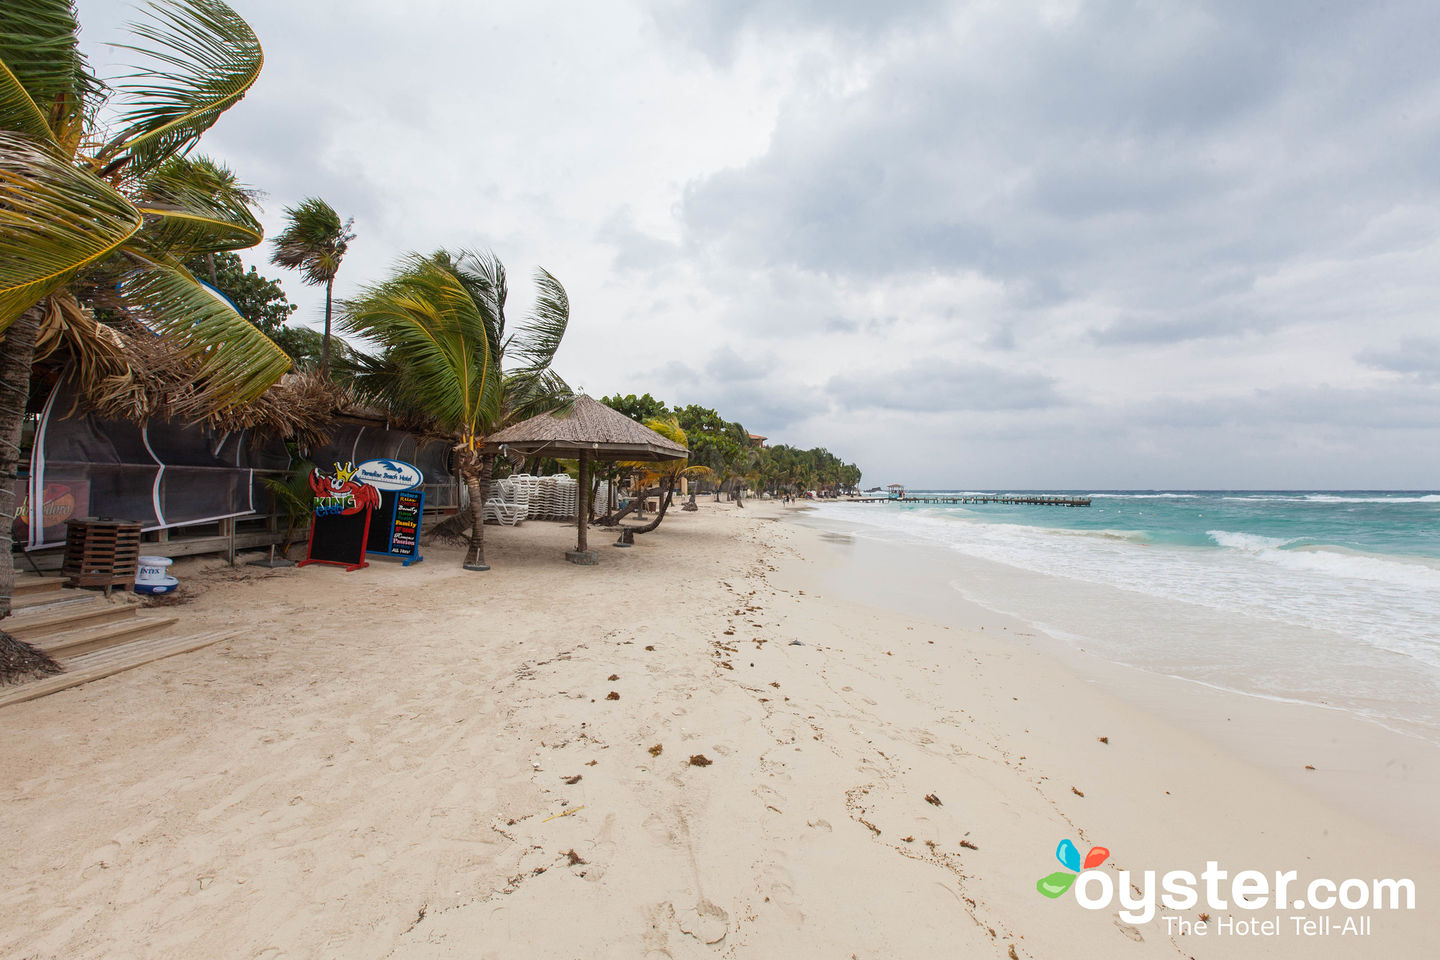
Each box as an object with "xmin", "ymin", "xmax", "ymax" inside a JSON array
[
  {"xmin": 269, "ymin": 197, "xmax": 354, "ymax": 376},
  {"xmin": 0, "ymin": 0, "xmax": 290, "ymax": 680},
  {"xmin": 342, "ymin": 250, "xmax": 571, "ymax": 570},
  {"xmin": 622, "ymin": 418, "xmax": 708, "ymax": 534}
]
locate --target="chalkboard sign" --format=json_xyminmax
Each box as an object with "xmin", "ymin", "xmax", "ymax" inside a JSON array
[
  {"xmin": 357, "ymin": 458, "xmax": 425, "ymax": 566},
  {"xmin": 365, "ymin": 489, "xmax": 425, "ymax": 564},
  {"xmin": 298, "ymin": 462, "xmax": 380, "ymax": 572},
  {"xmin": 301, "ymin": 508, "xmax": 373, "ymax": 571}
]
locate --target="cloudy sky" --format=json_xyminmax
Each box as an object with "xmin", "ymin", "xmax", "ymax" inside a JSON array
[{"xmin": 79, "ymin": 0, "xmax": 1440, "ymax": 488}]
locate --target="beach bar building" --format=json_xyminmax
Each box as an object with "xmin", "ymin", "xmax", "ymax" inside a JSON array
[{"xmin": 16, "ymin": 379, "xmax": 459, "ymax": 570}]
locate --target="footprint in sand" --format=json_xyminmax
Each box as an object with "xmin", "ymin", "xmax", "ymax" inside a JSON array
[
  {"xmin": 642, "ymin": 812, "xmax": 678, "ymax": 844},
  {"xmin": 763, "ymin": 865, "xmax": 805, "ymax": 923},
  {"xmin": 79, "ymin": 840, "xmax": 122, "ymax": 879},
  {"xmin": 676, "ymin": 899, "xmax": 729, "ymax": 944}
]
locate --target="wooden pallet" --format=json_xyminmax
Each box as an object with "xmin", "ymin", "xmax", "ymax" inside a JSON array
[
  {"xmin": 62, "ymin": 518, "xmax": 142, "ymax": 594},
  {"xmin": 0, "ymin": 631, "xmax": 233, "ymax": 708}
]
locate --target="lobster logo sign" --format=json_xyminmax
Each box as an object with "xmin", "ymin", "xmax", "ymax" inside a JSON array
[{"xmin": 310, "ymin": 462, "xmax": 381, "ymax": 518}]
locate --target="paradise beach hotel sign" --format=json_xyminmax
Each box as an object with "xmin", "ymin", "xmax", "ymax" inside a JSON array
[{"xmin": 1037, "ymin": 839, "xmax": 1414, "ymax": 939}]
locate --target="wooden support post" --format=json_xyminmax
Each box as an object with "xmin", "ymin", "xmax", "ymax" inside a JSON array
[
  {"xmin": 219, "ymin": 517, "xmax": 235, "ymax": 566},
  {"xmin": 577, "ymin": 451, "xmax": 588, "ymax": 552},
  {"xmin": 566, "ymin": 450, "xmax": 598, "ymax": 564}
]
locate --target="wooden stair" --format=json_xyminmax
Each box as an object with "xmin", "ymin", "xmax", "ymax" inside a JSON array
[
  {"xmin": 14, "ymin": 573, "xmax": 67, "ymax": 598},
  {"xmin": 2, "ymin": 576, "xmax": 232, "ymax": 708}
]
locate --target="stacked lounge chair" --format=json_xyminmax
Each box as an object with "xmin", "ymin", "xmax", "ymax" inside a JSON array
[{"xmin": 482, "ymin": 477, "xmax": 529, "ymax": 525}]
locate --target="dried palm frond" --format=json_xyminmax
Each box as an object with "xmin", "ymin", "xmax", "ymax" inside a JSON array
[
  {"xmin": 62, "ymin": 325, "xmax": 344, "ymax": 443},
  {"xmin": 0, "ymin": 632, "xmax": 62, "ymax": 686}
]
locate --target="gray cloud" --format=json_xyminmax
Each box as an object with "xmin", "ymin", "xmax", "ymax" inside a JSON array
[
  {"xmin": 1088, "ymin": 308, "xmax": 1267, "ymax": 347},
  {"xmin": 828, "ymin": 360, "xmax": 1063, "ymax": 413},
  {"xmin": 647, "ymin": 356, "xmax": 829, "ymax": 433},
  {"xmin": 596, "ymin": 207, "xmax": 680, "ymax": 273},
  {"xmin": 645, "ymin": 0, "xmax": 950, "ymax": 63},
  {"xmin": 1358, "ymin": 340, "xmax": 1440, "ymax": 383},
  {"xmin": 673, "ymin": 0, "xmax": 1440, "ymax": 347},
  {"xmin": 703, "ymin": 346, "xmax": 775, "ymax": 381}
]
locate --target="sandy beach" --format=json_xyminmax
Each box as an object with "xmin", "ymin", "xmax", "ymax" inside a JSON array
[{"xmin": 2, "ymin": 502, "xmax": 1436, "ymax": 959}]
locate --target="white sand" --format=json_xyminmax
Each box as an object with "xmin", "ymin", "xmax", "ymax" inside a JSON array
[{"xmin": 1, "ymin": 502, "xmax": 1435, "ymax": 958}]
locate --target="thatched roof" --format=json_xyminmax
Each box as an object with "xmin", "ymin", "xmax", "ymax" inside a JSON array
[{"xmin": 482, "ymin": 394, "xmax": 689, "ymax": 461}]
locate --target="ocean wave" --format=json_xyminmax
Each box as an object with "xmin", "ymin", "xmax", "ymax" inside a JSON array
[
  {"xmin": 1303, "ymin": 494, "xmax": 1440, "ymax": 504},
  {"xmin": 1207, "ymin": 530, "xmax": 1297, "ymax": 551},
  {"xmin": 1050, "ymin": 527, "xmax": 1154, "ymax": 544},
  {"xmin": 1208, "ymin": 529, "xmax": 1440, "ymax": 587},
  {"xmin": 1087, "ymin": 493, "xmax": 1198, "ymax": 499},
  {"xmin": 1221, "ymin": 493, "xmax": 1440, "ymax": 504}
]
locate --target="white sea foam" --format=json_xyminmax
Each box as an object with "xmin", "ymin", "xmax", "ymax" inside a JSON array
[
  {"xmin": 1086, "ymin": 492, "xmax": 1199, "ymax": 499},
  {"xmin": 1207, "ymin": 530, "xmax": 1440, "ymax": 588},
  {"xmin": 814, "ymin": 500, "xmax": 1440, "ymax": 736},
  {"xmin": 1220, "ymin": 493, "xmax": 1440, "ymax": 504},
  {"xmin": 1303, "ymin": 493, "xmax": 1440, "ymax": 503},
  {"xmin": 1206, "ymin": 530, "xmax": 1295, "ymax": 551}
]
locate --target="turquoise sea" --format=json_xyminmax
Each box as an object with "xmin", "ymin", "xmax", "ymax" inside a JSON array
[{"xmin": 815, "ymin": 491, "xmax": 1440, "ymax": 743}]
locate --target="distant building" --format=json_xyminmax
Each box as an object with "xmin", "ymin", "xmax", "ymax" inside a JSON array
[{"xmin": 748, "ymin": 433, "xmax": 768, "ymax": 447}]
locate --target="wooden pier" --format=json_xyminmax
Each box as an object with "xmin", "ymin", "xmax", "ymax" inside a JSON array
[{"xmin": 848, "ymin": 493, "xmax": 1091, "ymax": 508}]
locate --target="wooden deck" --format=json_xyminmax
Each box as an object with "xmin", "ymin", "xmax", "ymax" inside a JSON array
[{"xmin": 1, "ymin": 574, "xmax": 233, "ymax": 707}]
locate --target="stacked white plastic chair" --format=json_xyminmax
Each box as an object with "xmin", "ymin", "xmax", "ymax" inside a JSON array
[
  {"xmin": 550, "ymin": 472, "xmax": 573, "ymax": 518},
  {"xmin": 533, "ymin": 475, "xmax": 557, "ymax": 520},
  {"xmin": 594, "ymin": 480, "xmax": 613, "ymax": 515},
  {"xmin": 482, "ymin": 477, "xmax": 529, "ymax": 525},
  {"xmin": 510, "ymin": 474, "xmax": 540, "ymax": 517}
]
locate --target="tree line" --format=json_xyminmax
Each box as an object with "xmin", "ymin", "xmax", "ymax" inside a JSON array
[{"xmin": 600, "ymin": 394, "xmax": 863, "ymax": 500}]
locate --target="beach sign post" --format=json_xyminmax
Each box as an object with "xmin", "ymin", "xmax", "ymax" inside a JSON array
[
  {"xmin": 355, "ymin": 459, "xmax": 426, "ymax": 566},
  {"xmin": 298, "ymin": 462, "xmax": 380, "ymax": 571}
]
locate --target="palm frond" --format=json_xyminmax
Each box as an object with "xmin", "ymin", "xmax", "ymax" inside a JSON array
[
  {"xmin": 0, "ymin": 131, "xmax": 141, "ymax": 330},
  {"xmin": 118, "ymin": 255, "xmax": 291, "ymax": 407},
  {"xmin": 261, "ymin": 458, "xmax": 314, "ymax": 518},
  {"xmin": 269, "ymin": 196, "xmax": 352, "ymax": 284},
  {"xmin": 33, "ymin": 292, "xmax": 129, "ymax": 392},
  {"xmin": 507, "ymin": 267, "xmax": 569, "ymax": 374},
  {"xmin": 341, "ymin": 257, "xmax": 498, "ymax": 437},
  {"xmin": 104, "ymin": 0, "xmax": 262, "ymax": 174},
  {"xmin": 452, "ymin": 249, "xmax": 507, "ymax": 347},
  {"xmin": 502, "ymin": 367, "xmax": 572, "ymax": 423},
  {"xmin": 0, "ymin": 0, "xmax": 101, "ymax": 148},
  {"xmin": 132, "ymin": 154, "xmax": 262, "ymax": 255}
]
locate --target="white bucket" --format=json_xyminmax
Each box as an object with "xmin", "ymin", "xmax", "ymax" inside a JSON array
[{"xmin": 136, "ymin": 555, "xmax": 173, "ymax": 586}]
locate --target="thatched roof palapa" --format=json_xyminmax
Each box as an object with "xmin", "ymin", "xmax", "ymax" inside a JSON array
[
  {"xmin": 482, "ymin": 395, "xmax": 687, "ymax": 561},
  {"xmin": 482, "ymin": 394, "xmax": 688, "ymax": 461}
]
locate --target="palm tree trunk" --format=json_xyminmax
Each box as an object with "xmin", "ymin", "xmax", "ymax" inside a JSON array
[
  {"xmin": 0, "ymin": 305, "xmax": 61, "ymax": 683},
  {"xmin": 463, "ymin": 455, "xmax": 493, "ymax": 570},
  {"xmin": 631, "ymin": 479, "xmax": 675, "ymax": 535},
  {"xmin": 321, "ymin": 276, "xmax": 334, "ymax": 377}
]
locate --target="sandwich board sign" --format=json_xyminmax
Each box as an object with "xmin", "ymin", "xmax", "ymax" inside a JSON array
[
  {"xmin": 357, "ymin": 459, "xmax": 426, "ymax": 565},
  {"xmin": 299, "ymin": 462, "xmax": 380, "ymax": 571}
]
